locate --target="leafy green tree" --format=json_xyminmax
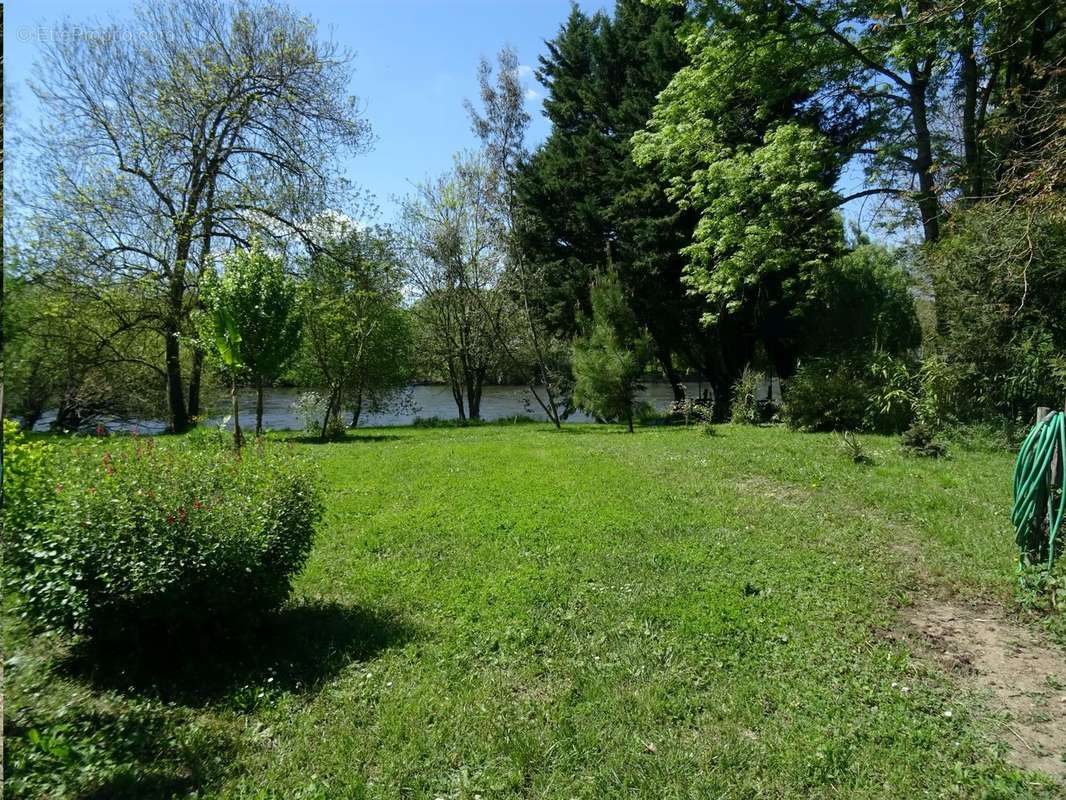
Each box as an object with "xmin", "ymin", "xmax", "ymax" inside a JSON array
[
  {"xmin": 343, "ymin": 305, "xmax": 415, "ymax": 428},
  {"xmin": 631, "ymin": 5, "xmax": 856, "ymax": 403},
  {"xmin": 660, "ymin": 122, "xmax": 844, "ymax": 323},
  {"xmin": 298, "ymin": 226, "xmax": 412, "ymax": 439},
  {"xmin": 653, "ymin": 0, "xmax": 1063, "ymax": 243},
  {"xmin": 803, "ymin": 239, "xmax": 922, "ymax": 359},
  {"xmin": 572, "ymin": 271, "xmax": 654, "ymax": 432},
  {"xmin": 200, "ymin": 244, "xmax": 301, "ymax": 436},
  {"xmin": 4, "ymin": 251, "xmax": 165, "ymax": 430},
  {"xmin": 926, "ymin": 202, "xmax": 1066, "ymax": 420},
  {"xmin": 467, "ymin": 48, "xmax": 571, "ymax": 427},
  {"xmin": 514, "ymin": 0, "xmax": 699, "ymax": 400},
  {"xmin": 203, "ymin": 302, "xmax": 245, "ymax": 448},
  {"xmin": 24, "ymin": 0, "xmax": 370, "ymax": 432}
]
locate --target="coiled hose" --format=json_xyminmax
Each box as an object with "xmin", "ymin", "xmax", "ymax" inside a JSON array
[{"xmin": 1012, "ymin": 410, "xmax": 1066, "ymax": 567}]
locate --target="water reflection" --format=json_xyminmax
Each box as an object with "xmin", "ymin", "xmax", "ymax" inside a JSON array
[{"xmin": 33, "ymin": 383, "xmax": 687, "ymax": 432}]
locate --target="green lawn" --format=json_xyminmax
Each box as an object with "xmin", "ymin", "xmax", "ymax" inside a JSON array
[{"xmin": 5, "ymin": 423, "xmax": 1060, "ymax": 798}]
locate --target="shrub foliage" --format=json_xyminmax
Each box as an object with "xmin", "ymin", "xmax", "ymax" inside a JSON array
[
  {"xmin": 3, "ymin": 428, "xmax": 322, "ymax": 641},
  {"xmin": 781, "ymin": 353, "xmax": 955, "ymax": 434}
]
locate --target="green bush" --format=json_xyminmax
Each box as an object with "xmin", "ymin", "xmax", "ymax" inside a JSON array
[
  {"xmin": 3, "ymin": 434, "xmax": 322, "ymax": 642},
  {"xmin": 783, "ymin": 355, "xmax": 925, "ymax": 433},
  {"xmin": 869, "ymin": 353, "xmax": 958, "ymax": 432},
  {"xmin": 2, "ymin": 420, "xmax": 56, "ymax": 554},
  {"xmin": 900, "ymin": 423, "xmax": 948, "ymax": 458},
  {"xmin": 668, "ymin": 398, "xmax": 716, "ymax": 433},
  {"xmin": 730, "ymin": 368, "xmax": 774, "ymax": 424},
  {"xmin": 782, "ymin": 360, "xmax": 871, "ymax": 431},
  {"xmin": 927, "ymin": 202, "xmax": 1066, "ymax": 421}
]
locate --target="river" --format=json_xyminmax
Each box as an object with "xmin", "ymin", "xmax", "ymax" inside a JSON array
[{"xmin": 32, "ymin": 383, "xmax": 690, "ymax": 433}]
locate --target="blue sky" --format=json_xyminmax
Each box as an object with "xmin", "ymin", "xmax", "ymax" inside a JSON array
[
  {"xmin": 5, "ymin": 0, "xmax": 613, "ymax": 225},
  {"xmin": 5, "ymin": 0, "xmax": 890, "ymax": 236}
]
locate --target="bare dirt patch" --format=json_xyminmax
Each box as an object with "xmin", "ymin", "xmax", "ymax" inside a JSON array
[
  {"xmin": 899, "ymin": 599, "xmax": 1066, "ymax": 780},
  {"xmin": 734, "ymin": 476, "xmax": 811, "ymax": 506}
]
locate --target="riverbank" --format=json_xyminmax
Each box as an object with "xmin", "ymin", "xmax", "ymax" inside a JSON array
[
  {"xmin": 28, "ymin": 383, "xmax": 688, "ymax": 433},
  {"xmin": 5, "ymin": 423, "xmax": 1062, "ymax": 797}
]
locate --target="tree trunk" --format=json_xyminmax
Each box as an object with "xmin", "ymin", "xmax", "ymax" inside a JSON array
[
  {"xmin": 231, "ymin": 375, "xmax": 243, "ymax": 450},
  {"xmin": 53, "ymin": 401, "xmax": 82, "ymax": 432},
  {"xmin": 190, "ymin": 184, "xmax": 215, "ymax": 423},
  {"xmin": 447, "ymin": 360, "xmax": 466, "ymax": 422},
  {"xmin": 908, "ymin": 66, "xmax": 941, "ymax": 244},
  {"xmin": 960, "ymin": 31, "xmax": 982, "ymax": 201},
  {"xmin": 655, "ymin": 341, "xmax": 683, "ymax": 401},
  {"xmin": 349, "ymin": 386, "xmax": 364, "ymax": 429},
  {"xmin": 626, "ymin": 406, "xmax": 634, "ymax": 433},
  {"xmin": 320, "ymin": 385, "xmax": 343, "ymax": 440},
  {"xmin": 255, "ymin": 375, "xmax": 265, "ymax": 436},
  {"xmin": 710, "ymin": 373, "xmax": 733, "ymax": 422},
  {"xmin": 460, "ymin": 352, "xmax": 482, "ymax": 421},
  {"xmin": 166, "ymin": 225, "xmax": 192, "ymax": 432},
  {"xmin": 529, "ymin": 381, "xmax": 561, "ymax": 429},
  {"xmin": 543, "ymin": 384, "xmax": 561, "ymax": 428},
  {"xmin": 467, "ymin": 368, "xmax": 484, "ymax": 421},
  {"xmin": 188, "ymin": 346, "xmax": 204, "ymax": 421},
  {"xmin": 165, "ymin": 316, "xmax": 189, "ymax": 432}
]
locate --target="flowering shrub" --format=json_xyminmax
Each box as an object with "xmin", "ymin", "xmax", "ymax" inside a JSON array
[
  {"xmin": 3, "ymin": 420, "xmax": 57, "ymax": 573},
  {"xmin": 291, "ymin": 390, "xmax": 325, "ymax": 432},
  {"xmin": 3, "ymin": 433, "xmax": 322, "ymax": 641}
]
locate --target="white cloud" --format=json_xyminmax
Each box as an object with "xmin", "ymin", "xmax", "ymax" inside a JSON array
[{"xmin": 517, "ymin": 64, "xmax": 540, "ymax": 104}]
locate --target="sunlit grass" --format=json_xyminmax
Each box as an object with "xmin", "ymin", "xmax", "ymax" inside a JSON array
[{"xmin": 5, "ymin": 424, "xmax": 1056, "ymax": 798}]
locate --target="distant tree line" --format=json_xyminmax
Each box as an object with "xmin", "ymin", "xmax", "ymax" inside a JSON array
[{"xmin": 4, "ymin": 0, "xmax": 1064, "ymax": 436}]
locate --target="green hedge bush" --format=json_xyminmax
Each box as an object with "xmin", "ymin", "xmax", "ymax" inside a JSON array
[
  {"xmin": 782, "ymin": 356, "xmax": 914, "ymax": 433},
  {"xmin": 730, "ymin": 368, "xmax": 775, "ymax": 424},
  {"xmin": 3, "ymin": 429, "xmax": 322, "ymax": 642},
  {"xmin": 782, "ymin": 360, "xmax": 870, "ymax": 431}
]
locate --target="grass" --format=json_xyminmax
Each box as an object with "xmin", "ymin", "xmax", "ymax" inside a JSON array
[{"xmin": 4, "ymin": 423, "xmax": 1060, "ymax": 798}]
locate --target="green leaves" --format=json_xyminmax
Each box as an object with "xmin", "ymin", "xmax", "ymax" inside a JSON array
[
  {"xmin": 212, "ymin": 305, "xmax": 243, "ymax": 370},
  {"xmin": 678, "ymin": 123, "xmax": 842, "ymax": 322},
  {"xmin": 633, "ymin": 7, "xmax": 847, "ymax": 326},
  {"xmin": 199, "ymin": 242, "xmax": 301, "ymax": 381},
  {"xmin": 571, "ymin": 271, "xmax": 654, "ymax": 429},
  {"xmin": 2, "ymin": 434, "xmax": 322, "ymax": 639},
  {"xmin": 294, "ymin": 226, "xmax": 413, "ymax": 434}
]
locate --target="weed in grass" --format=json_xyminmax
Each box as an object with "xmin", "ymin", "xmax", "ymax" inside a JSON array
[
  {"xmin": 840, "ymin": 430, "xmax": 873, "ymax": 464},
  {"xmin": 901, "ymin": 422, "xmax": 949, "ymax": 458}
]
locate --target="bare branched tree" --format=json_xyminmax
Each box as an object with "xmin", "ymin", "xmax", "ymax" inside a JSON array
[
  {"xmin": 401, "ymin": 154, "xmax": 508, "ymax": 422},
  {"xmin": 20, "ymin": 0, "xmax": 371, "ymax": 430},
  {"xmin": 466, "ymin": 47, "xmax": 570, "ymax": 427}
]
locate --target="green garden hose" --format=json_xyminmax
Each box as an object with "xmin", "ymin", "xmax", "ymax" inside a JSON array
[{"xmin": 1012, "ymin": 410, "xmax": 1066, "ymax": 567}]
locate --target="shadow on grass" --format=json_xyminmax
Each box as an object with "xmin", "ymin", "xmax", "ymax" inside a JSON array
[
  {"xmin": 61, "ymin": 601, "xmax": 414, "ymax": 706},
  {"xmin": 288, "ymin": 433, "xmax": 404, "ymax": 445},
  {"xmin": 7, "ymin": 602, "xmax": 409, "ymax": 798},
  {"xmin": 4, "ymin": 701, "xmax": 239, "ymax": 800},
  {"xmin": 551, "ymin": 424, "xmax": 651, "ymax": 435}
]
